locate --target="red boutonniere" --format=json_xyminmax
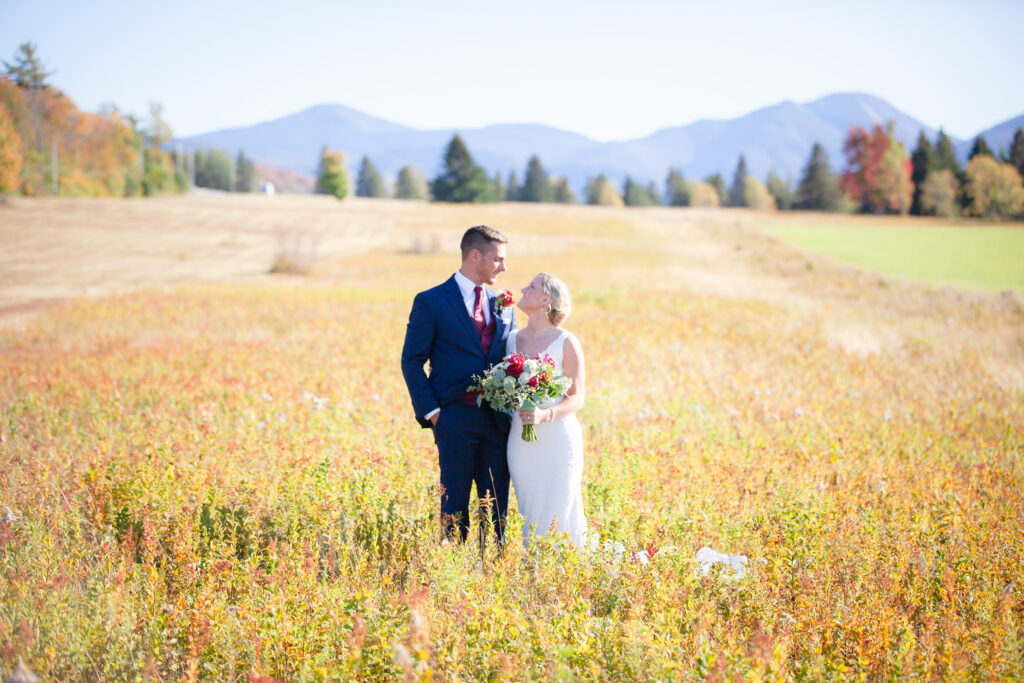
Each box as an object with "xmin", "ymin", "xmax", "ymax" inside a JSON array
[{"xmin": 495, "ymin": 290, "xmax": 515, "ymax": 314}]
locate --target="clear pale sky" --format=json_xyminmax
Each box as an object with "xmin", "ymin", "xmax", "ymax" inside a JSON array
[{"xmin": 2, "ymin": 0, "xmax": 1022, "ymax": 141}]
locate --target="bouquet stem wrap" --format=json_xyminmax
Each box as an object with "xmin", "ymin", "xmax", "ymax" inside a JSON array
[{"xmin": 520, "ymin": 398, "xmax": 538, "ymax": 442}]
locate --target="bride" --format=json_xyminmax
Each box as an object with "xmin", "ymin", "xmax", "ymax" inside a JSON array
[{"xmin": 507, "ymin": 272, "xmax": 587, "ymax": 548}]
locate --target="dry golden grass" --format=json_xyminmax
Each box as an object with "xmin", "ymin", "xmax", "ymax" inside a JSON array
[{"xmin": 0, "ymin": 195, "xmax": 1022, "ymax": 680}]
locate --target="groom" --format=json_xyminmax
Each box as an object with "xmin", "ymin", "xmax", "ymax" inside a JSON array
[{"xmin": 401, "ymin": 225, "xmax": 516, "ymax": 545}]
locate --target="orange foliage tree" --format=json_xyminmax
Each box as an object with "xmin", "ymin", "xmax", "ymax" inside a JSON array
[
  {"xmin": 840, "ymin": 121, "xmax": 914, "ymax": 214},
  {"xmin": 0, "ymin": 74, "xmax": 182, "ymax": 197},
  {"xmin": 0, "ymin": 101, "xmax": 22, "ymax": 195}
]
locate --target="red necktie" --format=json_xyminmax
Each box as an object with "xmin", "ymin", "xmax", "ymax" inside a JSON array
[{"xmin": 472, "ymin": 286, "xmax": 487, "ymax": 333}]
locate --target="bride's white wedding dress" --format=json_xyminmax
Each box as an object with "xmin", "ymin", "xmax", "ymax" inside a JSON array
[{"xmin": 507, "ymin": 329, "xmax": 587, "ymax": 548}]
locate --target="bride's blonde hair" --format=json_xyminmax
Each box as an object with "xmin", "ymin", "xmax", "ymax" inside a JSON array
[{"xmin": 539, "ymin": 272, "xmax": 571, "ymax": 326}]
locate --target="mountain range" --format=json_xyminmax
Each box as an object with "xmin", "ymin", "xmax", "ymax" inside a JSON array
[{"xmin": 174, "ymin": 93, "xmax": 1023, "ymax": 193}]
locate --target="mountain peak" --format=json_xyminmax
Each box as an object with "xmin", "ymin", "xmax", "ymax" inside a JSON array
[{"xmin": 175, "ymin": 93, "xmax": 1020, "ymax": 191}]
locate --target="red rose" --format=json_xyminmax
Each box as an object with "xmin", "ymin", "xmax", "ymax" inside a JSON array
[
  {"xmin": 506, "ymin": 354, "xmax": 525, "ymax": 378},
  {"xmin": 528, "ymin": 376, "xmax": 539, "ymax": 388},
  {"xmin": 497, "ymin": 290, "xmax": 515, "ymax": 310}
]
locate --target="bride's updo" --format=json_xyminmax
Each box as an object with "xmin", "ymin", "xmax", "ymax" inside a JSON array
[{"xmin": 539, "ymin": 272, "xmax": 571, "ymax": 326}]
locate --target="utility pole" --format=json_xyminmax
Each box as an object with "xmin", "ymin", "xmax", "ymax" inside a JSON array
[
  {"xmin": 189, "ymin": 151, "xmax": 196, "ymax": 189},
  {"xmin": 175, "ymin": 142, "xmax": 183, "ymax": 175},
  {"xmin": 51, "ymin": 139, "xmax": 58, "ymax": 195}
]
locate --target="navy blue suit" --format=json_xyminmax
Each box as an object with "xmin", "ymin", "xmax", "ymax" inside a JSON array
[{"xmin": 401, "ymin": 275, "xmax": 515, "ymax": 543}]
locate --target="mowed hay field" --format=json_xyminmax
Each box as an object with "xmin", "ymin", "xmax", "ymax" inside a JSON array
[
  {"xmin": 767, "ymin": 222, "xmax": 1024, "ymax": 294},
  {"xmin": 1, "ymin": 196, "xmax": 1023, "ymax": 681}
]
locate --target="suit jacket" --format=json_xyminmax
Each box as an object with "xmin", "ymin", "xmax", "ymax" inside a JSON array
[{"xmin": 401, "ymin": 275, "xmax": 516, "ymax": 429}]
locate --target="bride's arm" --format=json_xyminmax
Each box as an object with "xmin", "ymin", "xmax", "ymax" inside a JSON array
[{"xmin": 543, "ymin": 334, "xmax": 585, "ymax": 422}]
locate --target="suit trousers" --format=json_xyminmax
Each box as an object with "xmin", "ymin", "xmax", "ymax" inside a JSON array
[{"xmin": 432, "ymin": 402, "xmax": 510, "ymax": 544}]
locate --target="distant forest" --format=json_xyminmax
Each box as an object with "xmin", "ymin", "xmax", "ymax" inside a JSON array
[{"xmin": 2, "ymin": 42, "xmax": 1022, "ymax": 218}]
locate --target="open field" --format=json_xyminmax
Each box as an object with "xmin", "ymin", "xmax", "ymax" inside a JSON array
[
  {"xmin": 1, "ymin": 196, "xmax": 1023, "ymax": 680},
  {"xmin": 768, "ymin": 222, "xmax": 1024, "ymax": 294}
]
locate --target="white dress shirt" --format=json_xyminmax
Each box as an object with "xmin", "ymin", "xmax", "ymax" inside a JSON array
[
  {"xmin": 453, "ymin": 268, "xmax": 490, "ymax": 324},
  {"xmin": 424, "ymin": 270, "xmax": 490, "ymax": 421}
]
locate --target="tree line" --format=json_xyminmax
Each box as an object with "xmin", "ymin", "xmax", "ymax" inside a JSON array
[
  {"xmin": 189, "ymin": 148, "xmax": 258, "ymax": 193},
  {"xmin": 0, "ymin": 42, "xmax": 269, "ymax": 198},
  {"xmin": 317, "ymin": 127, "xmax": 1024, "ymax": 220},
  {"xmin": 0, "ymin": 43, "xmax": 187, "ymax": 198}
]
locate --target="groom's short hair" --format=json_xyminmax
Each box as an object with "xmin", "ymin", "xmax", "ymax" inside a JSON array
[{"xmin": 460, "ymin": 225, "xmax": 507, "ymax": 260}]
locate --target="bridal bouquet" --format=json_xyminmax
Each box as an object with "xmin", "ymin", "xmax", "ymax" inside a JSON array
[{"xmin": 469, "ymin": 352, "xmax": 572, "ymax": 441}]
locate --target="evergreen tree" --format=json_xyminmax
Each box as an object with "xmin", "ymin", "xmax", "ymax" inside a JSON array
[
  {"xmin": 969, "ymin": 136, "xmax": 994, "ymax": 160},
  {"xmin": 665, "ymin": 168, "xmax": 691, "ymax": 206},
  {"xmin": 194, "ymin": 148, "xmax": 233, "ymax": 191},
  {"xmin": 430, "ymin": 135, "xmax": 494, "ymax": 203},
  {"xmin": 505, "ymin": 170, "xmax": 520, "ymax": 202},
  {"xmin": 355, "ymin": 156, "xmax": 385, "ymax": 197},
  {"xmin": 235, "ymin": 150, "xmax": 256, "ymax": 193},
  {"xmin": 647, "ymin": 180, "xmax": 662, "ymax": 206},
  {"xmin": 552, "ymin": 177, "xmax": 576, "ymax": 204},
  {"xmin": 1008, "ymin": 128, "xmax": 1024, "ymax": 180},
  {"xmin": 796, "ymin": 143, "xmax": 841, "ymax": 211},
  {"xmin": 520, "ymin": 155, "xmax": 554, "ymax": 202},
  {"xmin": 729, "ymin": 156, "xmax": 748, "ymax": 207},
  {"xmin": 704, "ymin": 173, "xmax": 727, "ymax": 206},
  {"xmin": 395, "ymin": 165, "xmax": 426, "ymax": 200},
  {"xmin": 910, "ymin": 131, "xmax": 933, "ymax": 215},
  {"xmin": 933, "ymin": 129, "xmax": 967, "ymax": 210},
  {"xmin": 765, "ymin": 169, "xmax": 795, "ymax": 210},
  {"xmin": 585, "ymin": 175, "xmax": 605, "ymax": 205},
  {"xmin": 493, "ymin": 171, "xmax": 505, "ymax": 202},
  {"xmin": 622, "ymin": 177, "xmax": 654, "ymax": 206},
  {"xmin": 315, "ymin": 146, "xmax": 349, "ymax": 200},
  {"xmin": 932, "ymin": 129, "xmax": 964, "ymax": 176},
  {"xmin": 3, "ymin": 42, "xmax": 54, "ymax": 90}
]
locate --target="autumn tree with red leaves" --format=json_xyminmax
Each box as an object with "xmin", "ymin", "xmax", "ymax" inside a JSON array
[{"xmin": 840, "ymin": 121, "xmax": 914, "ymax": 214}]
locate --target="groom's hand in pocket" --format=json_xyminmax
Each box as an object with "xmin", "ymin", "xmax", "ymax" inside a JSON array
[{"xmin": 429, "ymin": 411, "xmax": 440, "ymax": 426}]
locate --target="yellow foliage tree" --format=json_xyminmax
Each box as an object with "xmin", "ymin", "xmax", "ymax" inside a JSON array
[
  {"xmin": 878, "ymin": 135, "xmax": 914, "ymax": 215},
  {"xmin": 0, "ymin": 101, "xmax": 22, "ymax": 195},
  {"xmin": 689, "ymin": 181, "xmax": 721, "ymax": 208},
  {"xmin": 742, "ymin": 176, "xmax": 776, "ymax": 211},
  {"xmin": 920, "ymin": 169, "xmax": 959, "ymax": 218},
  {"xmin": 594, "ymin": 177, "xmax": 623, "ymax": 207},
  {"xmin": 966, "ymin": 156, "xmax": 1024, "ymax": 219},
  {"xmin": 585, "ymin": 174, "xmax": 623, "ymax": 207}
]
